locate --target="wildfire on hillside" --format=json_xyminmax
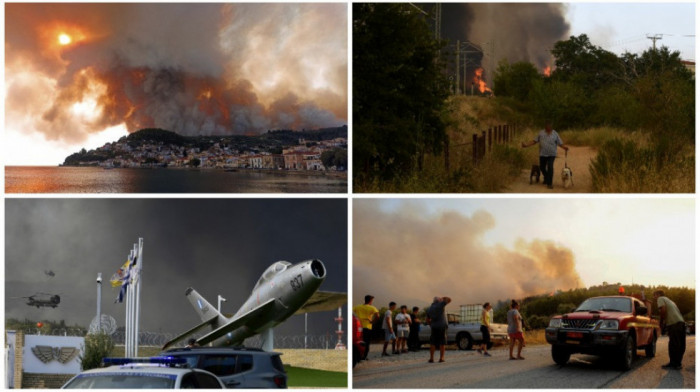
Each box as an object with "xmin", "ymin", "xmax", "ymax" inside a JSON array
[{"xmin": 5, "ymin": 3, "xmax": 347, "ymax": 145}]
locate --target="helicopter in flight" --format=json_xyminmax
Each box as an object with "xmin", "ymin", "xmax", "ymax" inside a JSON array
[{"xmin": 13, "ymin": 293, "xmax": 61, "ymax": 308}]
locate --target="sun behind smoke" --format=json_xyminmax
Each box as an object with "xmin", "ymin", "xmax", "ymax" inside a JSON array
[{"xmin": 58, "ymin": 33, "xmax": 72, "ymax": 45}]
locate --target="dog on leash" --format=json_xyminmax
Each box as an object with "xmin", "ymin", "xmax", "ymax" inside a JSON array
[
  {"xmin": 561, "ymin": 163, "xmax": 574, "ymax": 189},
  {"xmin": 529, "ymin": 165, "xmax": 541, "ymax": 185}
]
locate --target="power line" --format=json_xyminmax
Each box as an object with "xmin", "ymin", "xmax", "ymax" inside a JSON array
[{"xmin": 646, "ymin": 34, "xmax": 663, "ymax": 51}]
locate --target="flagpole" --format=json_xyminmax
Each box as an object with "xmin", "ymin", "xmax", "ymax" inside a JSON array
[
  {"xmin": 131, "ymin": 242, "xmax": 138, "ymax": 357},
  {"xmin": 126, "ymin": 249, "xmax": 134, "ymax": 357},
  {"xmin": 135, "ymin": 238, "xmax": 143, "ymax": 357}
]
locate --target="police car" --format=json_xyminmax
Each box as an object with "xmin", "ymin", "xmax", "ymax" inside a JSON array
[{"xmin": 61, "ymin": 357, "xmax": 225, "ymax": 389}]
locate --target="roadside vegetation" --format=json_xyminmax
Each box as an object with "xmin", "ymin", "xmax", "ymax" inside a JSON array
[{"xmin": 354, "ymin": 4, "xmax": 694, "ymax": 193}]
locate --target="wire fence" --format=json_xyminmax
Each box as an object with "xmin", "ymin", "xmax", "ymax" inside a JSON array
[{"xmin": 22, "ymin": 329, "xmax": 345, "ymax": 350}]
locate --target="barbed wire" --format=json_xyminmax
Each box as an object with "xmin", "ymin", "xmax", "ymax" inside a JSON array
[{"xmin": 21, "ymin": 329, "xmax": 345, "ymax": 349}]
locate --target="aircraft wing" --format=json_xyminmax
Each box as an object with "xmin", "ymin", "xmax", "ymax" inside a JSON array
[
  {"xmin": 197, "ymin": 298, "xmax": 277, "ymax": 346},
  {"xmin": 294, "ymin": 290, "xmax": 347, "ymax": 314},
  {"xmin": 162, "ymin": 315, "xmax": 219, "ymax": 350}
]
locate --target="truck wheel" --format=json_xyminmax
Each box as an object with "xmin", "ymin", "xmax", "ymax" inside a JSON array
[
  {"xmin": 552, "ymin": 345, "xmax": 570, "ymax": 365},
  {"xmin": 644, "ymin": 333, "xmax": 656, "ymax": 358},
  {"xmin": 619, "ymin": 335, "xmax": 636, "ymax": 370},
  {"xmin": 456, "ymin": 333, "xmax": 473, "ymax": 350}
]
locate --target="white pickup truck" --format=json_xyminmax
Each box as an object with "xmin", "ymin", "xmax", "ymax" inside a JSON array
[{"xmin": 418, "ymin": 313, "xmax": 508, "ymax": 350}]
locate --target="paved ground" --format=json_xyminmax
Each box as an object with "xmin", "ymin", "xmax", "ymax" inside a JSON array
[
  {"xmin": 505, "ymin": 146, "xmax": 597, "ymax": 193},
  {"xmin": 353, "ymin": 336, "xmax": 694, "ymax": 389}
]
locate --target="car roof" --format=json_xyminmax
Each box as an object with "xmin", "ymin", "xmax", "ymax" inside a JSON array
[
  {"xmin": 77, "ymin": 364, "xmax": 202, "ymax": 376},
  {"xmin": 163, "ymin": 346, "xmax": 282, "ymax": 355}
]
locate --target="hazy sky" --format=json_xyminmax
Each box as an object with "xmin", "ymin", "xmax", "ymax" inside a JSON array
[
  {"xmin": 5, "ymin": 199, "xmax": 347, "ymax": 341},
  {"xmin": 567, "ymin": 3, "xmax": 695, "ymax": 61},
  {"xmin": 353, "ymin": 198, "xmax": 695, "ymax": 308},
  {"xmin": 5, "ymin": 3, "xmax": 348, "ymax": 165}
]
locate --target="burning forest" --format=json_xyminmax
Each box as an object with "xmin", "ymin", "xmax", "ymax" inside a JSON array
[
  {"xmin": 5, "ymin": 3, "xmax": 347, "ymax": 146},
  {"xmin": 432, "ymin": 3, "xmax": 569, "ymax": 93}
]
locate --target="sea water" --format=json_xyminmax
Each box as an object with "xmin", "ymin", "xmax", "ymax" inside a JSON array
[{"xmin": 5, "ymin": 166, "xmax": 347, "ymax": 193}]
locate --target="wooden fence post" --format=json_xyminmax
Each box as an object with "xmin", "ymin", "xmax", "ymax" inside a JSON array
[
  {"xmin": 481, "ymin": 131, "xmax": 486, "ymax": 160},
  {"xmin": 472, "ymin": 133, "xmax": 478, "ymax": 164},
  {"xmin": 488, "ymin": 128, "xmax": 492, "ymax": 152},
  {"xmin": 444, "ymin": 135, "xmax": 450, "ymax": 172}
]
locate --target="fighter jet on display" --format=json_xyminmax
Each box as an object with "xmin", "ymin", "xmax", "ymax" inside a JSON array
[{"xmin": 162, "ymin": 259, "xmax": 346, "ymax": 350}]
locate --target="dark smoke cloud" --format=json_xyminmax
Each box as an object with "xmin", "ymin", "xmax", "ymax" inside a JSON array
[
  {"xmin": 5, "ymin": 199, "xmax": 347, "ymax": 338},
  {"xmin": 5, "ymin": 3, "xmax": 347, "ymax": 144},
  {"xmin": 441, "ymin": 3, "xmax": 570, "ymax": 68},
  {"xmin": 353, "ymin": 200, "xmax": 582, "ymax": 308}
]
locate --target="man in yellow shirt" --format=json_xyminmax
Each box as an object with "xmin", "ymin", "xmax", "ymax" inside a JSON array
[{"xmin": 353, "ymin": 295, "xmax": 379, "ymax": 360}]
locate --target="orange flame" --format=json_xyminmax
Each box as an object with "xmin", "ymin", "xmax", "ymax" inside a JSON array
[
  {"xmin": 543, "ymin": 65, "xmax": 552, "ymax": 77},
  {"xmin": 472, "ymin": 67, "xmax": 492, "ymax": 94}
]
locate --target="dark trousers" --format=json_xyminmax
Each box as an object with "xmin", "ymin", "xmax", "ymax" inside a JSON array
[
  {"xmin": 362, "ymin": 328, "xmax": 372, "ymax": 359},
  {"xmin": 667, "ymin": 322, "xmax": 686, "ymax": 366},
  {"xmin": 408, "ymin": 329, "xmax": 419, "ymax": 350},
  {"xmin": 539, "ymin": 156, "xmax": 556, "ymax": 186}
]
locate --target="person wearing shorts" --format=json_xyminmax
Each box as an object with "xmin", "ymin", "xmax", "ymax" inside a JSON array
[
  {"xmin": 507, "ymin": 300, "xmax": 525, "ymax": 360},
  {"xmin": 427, "ymin": 296, "xmax": 451, "ymax": 363},
  {"xmin": 394, "ymin": 305, "xmax": 412, "ymax": 354},
  {"xmin": 381, "ymin": 302, "xmax": 397, "ymax": 356}
]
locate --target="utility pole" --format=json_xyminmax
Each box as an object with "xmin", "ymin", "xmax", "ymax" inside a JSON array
[
  {"xmin": 434, "ymin": 3, "xmax": 441, "ymax": 41},
  {"xmin": 455, "ymin": 40, "xmax": 460, "ymax": 94},
  {"xmin": 646, "ymin": 34, "xmax": 663, "ymax": 51}
]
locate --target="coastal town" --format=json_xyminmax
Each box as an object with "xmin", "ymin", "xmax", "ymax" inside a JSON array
[{"xmin": 62, "ymin": 127, "xmax": 348, "ymax": 172}]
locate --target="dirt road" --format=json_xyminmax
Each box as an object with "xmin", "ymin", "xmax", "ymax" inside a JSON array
[
  {"xmin": 505, "ymin": 146, "xmax": 597, "ymax": 193},
  {"xmin": 353, "ymin": 336, "xmax": 695, "ymax": 389}
]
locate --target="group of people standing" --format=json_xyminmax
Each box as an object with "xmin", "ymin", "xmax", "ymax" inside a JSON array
[
  {"xmin": 353, "ymin": 295, "xmax": 424, "ymax": 362},
  {"xmin": 353, "ymin": 295, "xmax": 528, "ymax": 363}
]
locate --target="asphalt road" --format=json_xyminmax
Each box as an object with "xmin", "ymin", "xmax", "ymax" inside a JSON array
[{"xmin": 353, "ymin": 336, "xmax": 695, "ymax": 388}]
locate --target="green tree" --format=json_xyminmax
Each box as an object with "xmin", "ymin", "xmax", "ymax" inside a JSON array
[
  {"xmin": 550, "ymin": 34, "xmax": 621, "ymax": 92},
  {"xmin": 493, "ymin": 60, "xmax": 541, "ymax": 101},
  {"xmin": 80, "ymin": 332, "xmax": 114, "ymax": 370},
  {"xmin": 354, "ymin": 3, "xmax": 450, "ymax": 183}
]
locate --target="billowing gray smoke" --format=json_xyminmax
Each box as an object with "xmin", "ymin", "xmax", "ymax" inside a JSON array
[
  {"xmin": 442, "ymin": 3, "xmax": 570, "ymax": 68},
  {"xmin": 353, "ymin": 200, "xmax": 583, "ymax": 308},
  {"xmin": 5, "ymin": 3, "xmax": 347, "ymax": 143}
]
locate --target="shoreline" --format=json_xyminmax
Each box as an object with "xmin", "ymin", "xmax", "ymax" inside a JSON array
[{"xmin": 11, "ymin": 165, "xmax": 347, "ymax": 180}]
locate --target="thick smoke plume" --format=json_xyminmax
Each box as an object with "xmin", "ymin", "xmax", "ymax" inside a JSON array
[
  {"xmin": 353, "ymin": 201, "xmax": 582, "ymax": 307},
  {"xmin": 435, "ymin": 3, "xmax": 569, "ymax": 89},
  {"xmin": 6, "ymin": 3, "xmax": 347, "ymax": 144},
  {"xmin": 442, "ymin": 3, "xmax": 570, "ymax": 68}
]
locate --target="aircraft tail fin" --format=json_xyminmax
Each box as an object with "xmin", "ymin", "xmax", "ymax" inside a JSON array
[{"xmin": 186, "ymin": 287, "xmax": 225, "ymax": 323}]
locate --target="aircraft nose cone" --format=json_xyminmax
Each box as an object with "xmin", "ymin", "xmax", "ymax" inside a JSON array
[{"xmin": 310, "ymin": 259, "xmax": 325, "ymax": 278}]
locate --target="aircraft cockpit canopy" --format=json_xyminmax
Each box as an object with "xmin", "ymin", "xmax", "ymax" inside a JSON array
[{"xmin": 254, "ymin": 261, "xmax": 291, "ymax": 290}]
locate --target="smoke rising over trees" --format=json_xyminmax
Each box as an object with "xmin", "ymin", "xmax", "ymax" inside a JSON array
[{"xmin": 353, "ymin": 200, "xmax": 583, "ymax": 307}]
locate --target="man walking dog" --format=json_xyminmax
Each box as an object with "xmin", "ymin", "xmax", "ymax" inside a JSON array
[{"xmin": 522, "ymin": 122, "xmax": 569, "ymax": 189}]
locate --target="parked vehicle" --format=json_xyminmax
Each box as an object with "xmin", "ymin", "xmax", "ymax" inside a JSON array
[
  {"xmin": 62, "ymin": 357, "xmax": 225, "ymax": 389},
  {"xmin": 352, "ymin": 314, "xmax": 366, "ymax": 367},
  {"xmin": 545, "ymin": 295, "xmax": 660, "ymax": 370},
  {"xmin": 161, "ymin": 346, "xmax": 287, "ymax": 388},
  {"xmin": 686, "ymin": 321, "xmax": 695, "ymax": 335},
  {"xmin": 418, "ymin": 313, "xmax": 507, "ymax": 350}
]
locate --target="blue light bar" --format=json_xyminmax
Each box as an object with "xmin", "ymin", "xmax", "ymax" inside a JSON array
[{"xmin": 103, "ymin": 356, "xmax": 187, "ymax": 365}]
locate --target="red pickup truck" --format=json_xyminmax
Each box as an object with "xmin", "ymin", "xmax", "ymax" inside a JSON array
[{"xmin": 545, "ymin": 295, "xmax": 660, "ymax": 370}]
